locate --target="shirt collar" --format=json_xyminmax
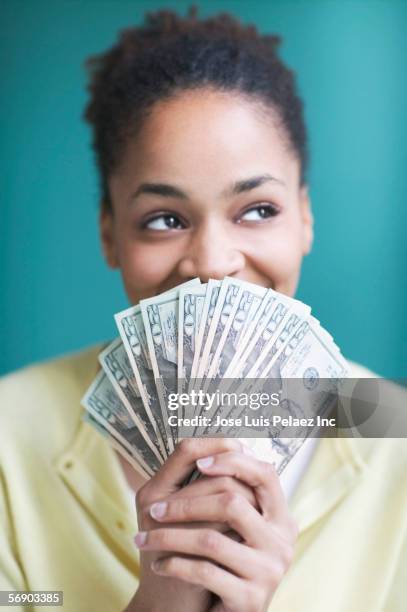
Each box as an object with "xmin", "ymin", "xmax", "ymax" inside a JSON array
[{"xmin": 289, "ymin": 436, "xmax": 367, "ymax": 533}]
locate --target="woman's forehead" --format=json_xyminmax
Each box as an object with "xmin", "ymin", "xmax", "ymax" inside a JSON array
[{"xmin": 114, "ymin": 89, "xmax": 300, "ymax": 189}]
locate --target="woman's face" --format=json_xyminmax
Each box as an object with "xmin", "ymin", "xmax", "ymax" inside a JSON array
[{"xmin": 102, "ymin": 89, "xmax": 313, "ymax": 304}]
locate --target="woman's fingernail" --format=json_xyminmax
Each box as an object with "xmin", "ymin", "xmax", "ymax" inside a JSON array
[
  {"xmin": 151, "ymin": 560, "xmax": 163, "ymax": 573},
  {"xmin": 197, "ymin": 456, "xmax": 214, "ymax": 469},
  {"xmin": 150, "ymin": 502, "xmax": 167, "ymax": 519},
  {"xmin": 135, "ymin": 531, "xmax": 147, "ymax": 548}
]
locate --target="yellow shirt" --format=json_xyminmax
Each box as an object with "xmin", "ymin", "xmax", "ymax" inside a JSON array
[{"xmin": 0, "ymin": 347, "xmax": 406, "ymax": 612}]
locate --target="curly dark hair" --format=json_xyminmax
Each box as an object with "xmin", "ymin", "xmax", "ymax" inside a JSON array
[{"xmin": 84, "ymin": 5, "xmax": 308, "ymax": 210}]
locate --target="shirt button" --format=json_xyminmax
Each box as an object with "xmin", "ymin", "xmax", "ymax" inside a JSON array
[
  {"xmin": 116, "ymin": 520, "xmax": 125, "ymax": 531},
  {"xmin": 64, "ymin": 460, "xmax": 74, "ymax": 469}
]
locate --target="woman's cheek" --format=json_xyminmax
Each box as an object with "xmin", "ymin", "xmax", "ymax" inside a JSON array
[
  {"xmin": 247, "ymin": 231, "xmax": 303, "ymax": 296},
  {"xmin": 118, "ymin": 241, "xmax": 180, "ymax": 301},
  {"xmin": 272, "ymin": 248, "xmax": 303, "ymax": 296}
]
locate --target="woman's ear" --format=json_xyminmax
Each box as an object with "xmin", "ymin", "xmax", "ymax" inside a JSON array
[
  {"xmin": 99, "ymin": 205, "xmax": 119, "ymax": 268},
  {"xmin": 299, "ymin": 185, "xmax": 314, "ymax": 255}
]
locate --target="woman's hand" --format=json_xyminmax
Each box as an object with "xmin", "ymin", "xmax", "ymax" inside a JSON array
[
  {"xmin": 125, "ymin": 438, "xmax": 258, "ymax": 612},
  {"xmin": 135, "ymin": 445, "xmax": 298, "ymax": 612}
]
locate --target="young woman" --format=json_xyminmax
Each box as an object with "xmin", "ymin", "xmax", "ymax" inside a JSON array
[{"xmin": 1, "ymin": 7, "xmax": 405, "ymax": 612}]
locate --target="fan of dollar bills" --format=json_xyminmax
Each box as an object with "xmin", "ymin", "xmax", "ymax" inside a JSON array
[{"xmin": 81, "ymin": 278, "xmax": 349, "ymax": 480}]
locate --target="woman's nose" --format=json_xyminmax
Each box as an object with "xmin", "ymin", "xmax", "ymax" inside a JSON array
[{"xmin": 177, "ymin": 222, "xmax": 245, "ymax": 282}]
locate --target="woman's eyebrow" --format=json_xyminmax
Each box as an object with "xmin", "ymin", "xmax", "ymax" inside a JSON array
[
  {"xmin": 130, "ymin": 173, "xmax": 285, "ymax": 204},
  {"xmin": 224, "ymin": 173, "xmax": 286, "ymax": 197},
  {"xmin": 131, "ymin": 183, "xmax": 188, "ymax": 202}
]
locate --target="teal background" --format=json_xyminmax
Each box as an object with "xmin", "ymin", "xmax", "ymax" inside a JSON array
[{"xmin": 1, "ymin": 0, "xmax": 406, "ymax": 377}]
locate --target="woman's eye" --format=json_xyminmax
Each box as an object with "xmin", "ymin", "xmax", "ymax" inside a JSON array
[
  {"xmin": 239, "ymin": 204, "xmax": 279, "ymax": 222},
  {"xmin": 144, "ymin": 214, "xmax": 185, "ymax": 231}
]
